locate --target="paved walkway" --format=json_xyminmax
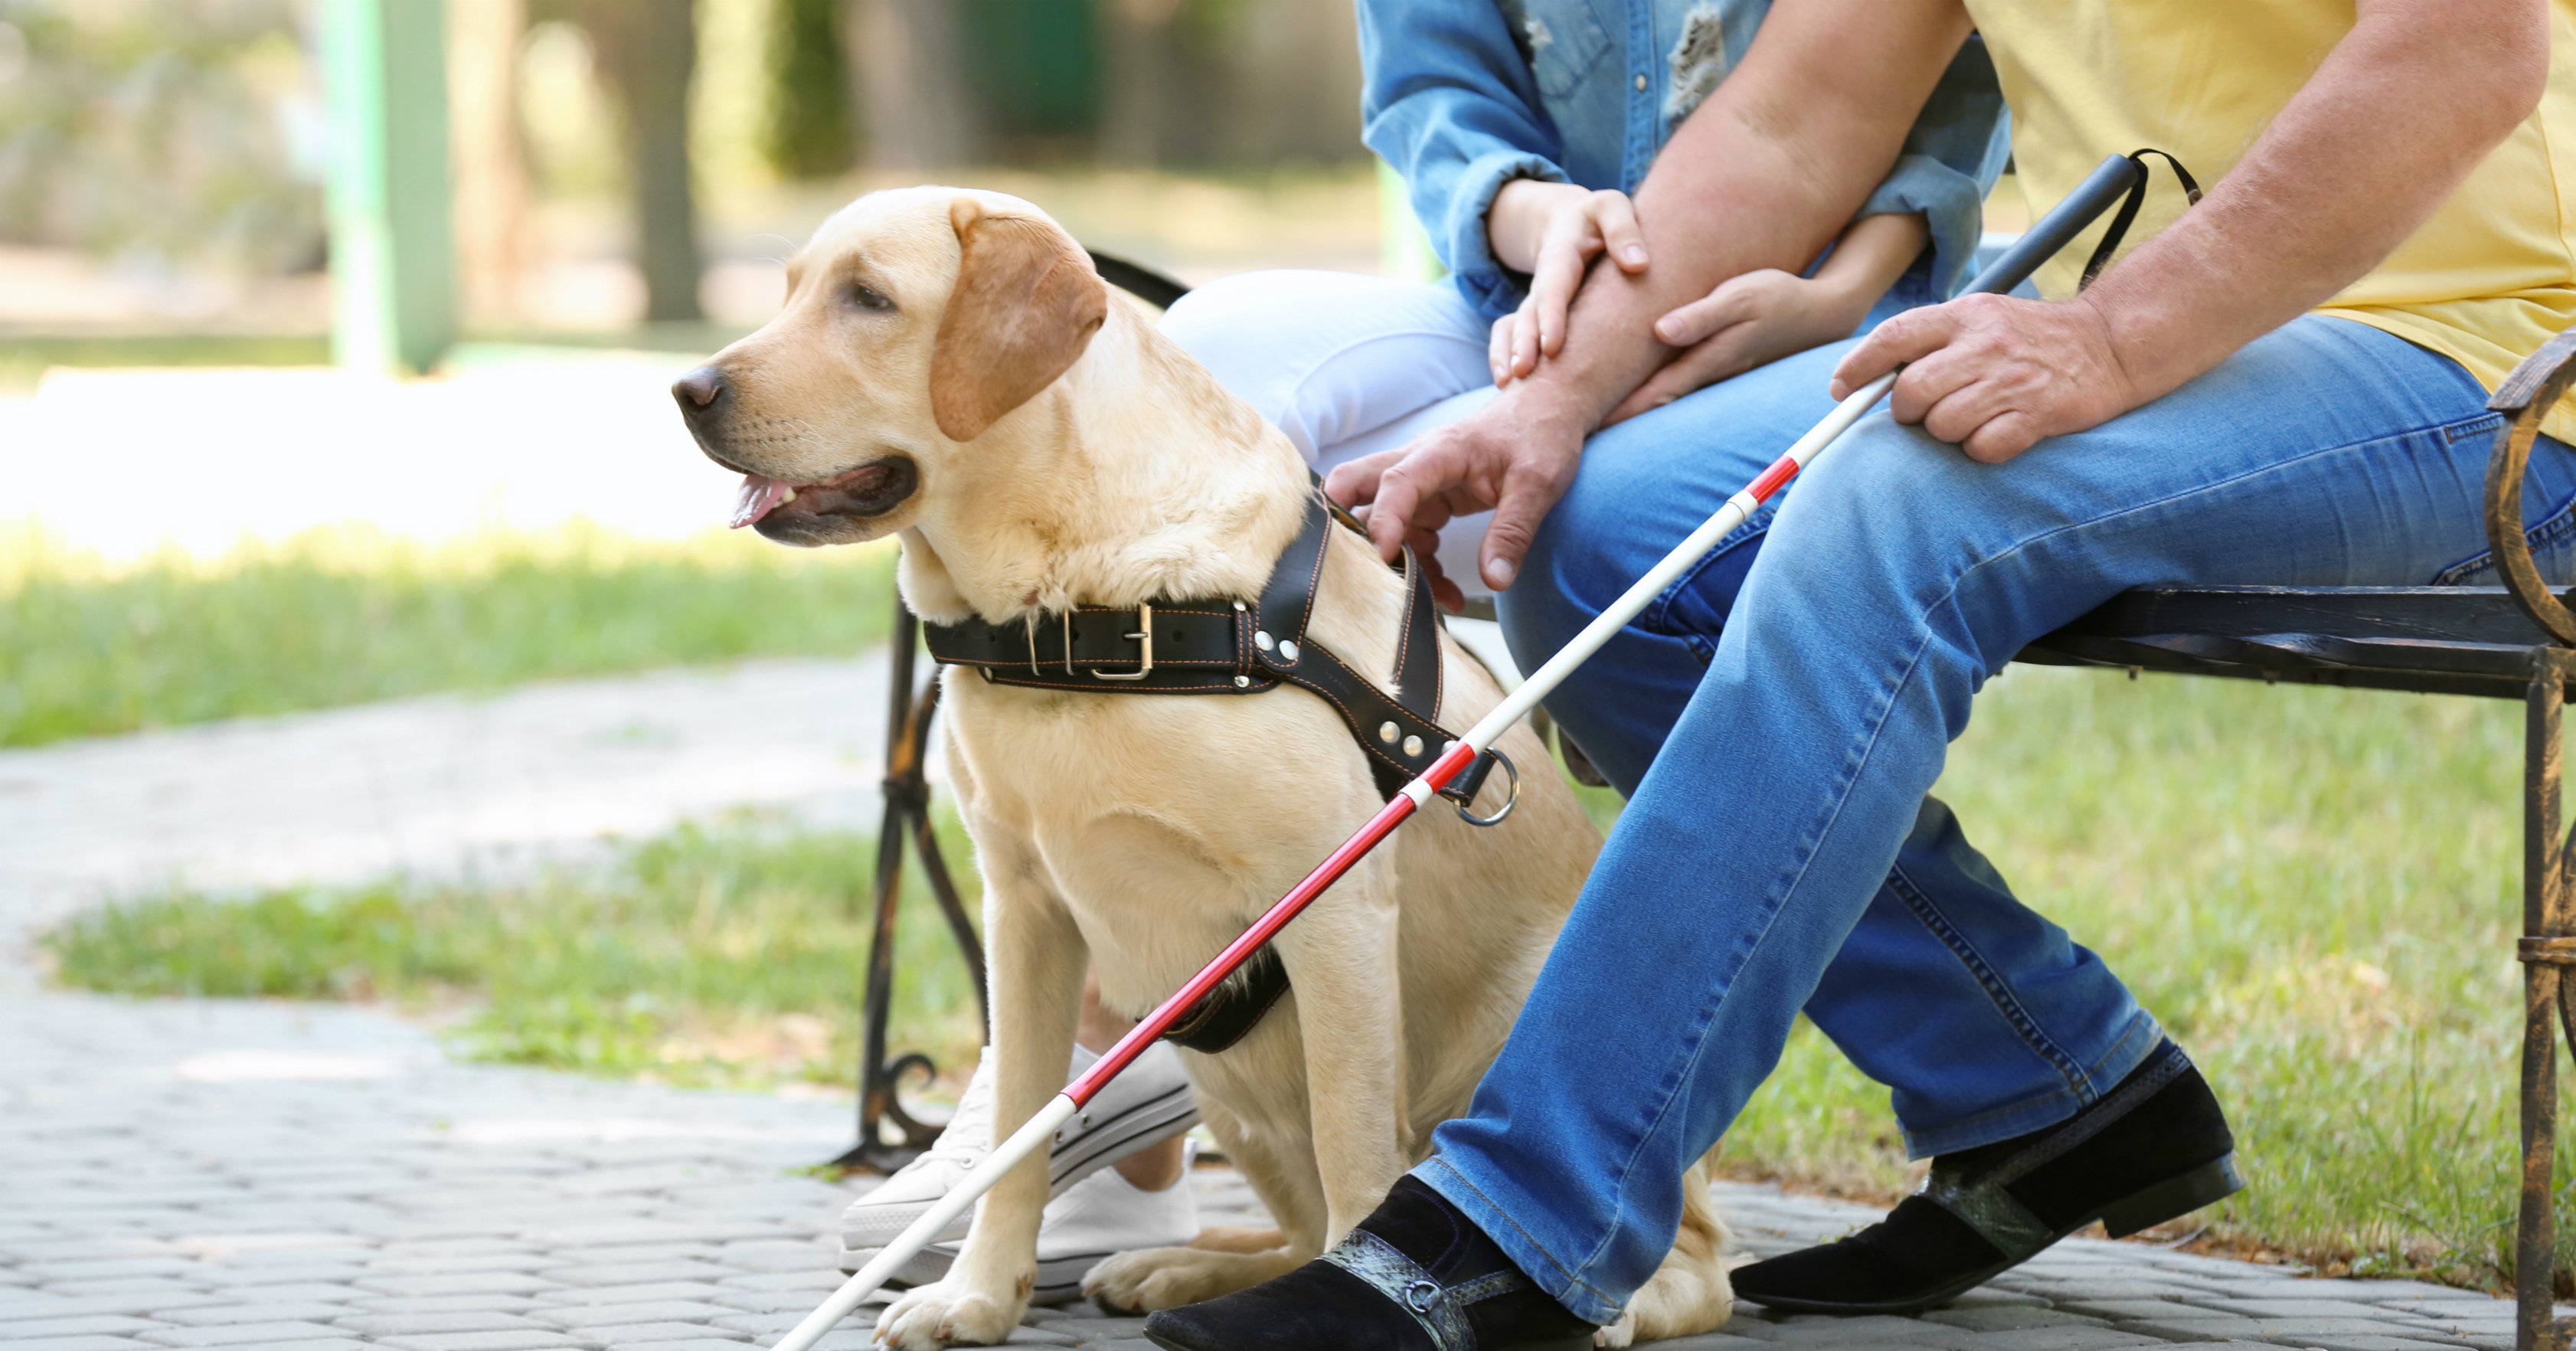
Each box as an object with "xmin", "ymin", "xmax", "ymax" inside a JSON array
[
  {"xmin": 0, "ymin": 656, "xmax": 892, "ymax": 973},
  {"xmin": 0, "ymin": 666, "xmax": 2555, "ymax": 1350}
]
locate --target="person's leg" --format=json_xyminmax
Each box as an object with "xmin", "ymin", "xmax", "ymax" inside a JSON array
[
  {"xmin": 1501, "ymin": 340, "xmax": 2159, "ymax": 1159},
  {"xmin": 1415, "ymin": 316, "xmax": 2576, "ymax": 1323},
  {"xmin": 1160, "ymin": 270, "xmax": 1510, "ymax": 600},
  {"xmin": 1159, "ymin": 270, "xmax": 1492, "ymax": 463}
]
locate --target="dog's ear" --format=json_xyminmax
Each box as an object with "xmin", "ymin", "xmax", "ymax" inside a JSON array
[{"xmin": 930, "ymin": 197, "xmax": 1110, "ymax": 442}]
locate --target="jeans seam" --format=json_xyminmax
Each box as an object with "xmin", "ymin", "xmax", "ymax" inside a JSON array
[{"xmin": 1881, "ymin": 863, "xmax": 2097, "ymax": 1104}]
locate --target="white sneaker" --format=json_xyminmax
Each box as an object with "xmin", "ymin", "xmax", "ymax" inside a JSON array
[
  {"xmin": 878, "ymin": 1139, "xmax": 1201, "ymax": 1303},
  {"xmin": 838, "ymin": 1039, "xmax": 1198, "ymax": 1265}
]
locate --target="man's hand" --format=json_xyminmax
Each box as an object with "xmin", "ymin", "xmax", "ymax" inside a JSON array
[
  {"xmin": 1326, "ymin": 381, "xmax": 1590, "ymax": 598},
  {"xmin": 1830, "ymin": 293, "xmax": 2141, "ymax": 463},
  {"xmin": 1486, "ymin": 184, "xmax": 1650, "ymax": 384}
]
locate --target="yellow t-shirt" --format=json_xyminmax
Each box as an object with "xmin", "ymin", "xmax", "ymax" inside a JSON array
[{"xmin": 1970, "ymin": 0, "xmax": 2576, "ymax": 441}]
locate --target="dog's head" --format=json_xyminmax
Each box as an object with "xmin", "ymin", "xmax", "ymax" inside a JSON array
[{"xmin": 673, "ymin": 187, "xmax": 1110, "ymax": 548}]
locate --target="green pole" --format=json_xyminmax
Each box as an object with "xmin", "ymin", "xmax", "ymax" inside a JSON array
[{"xmin": 322, "ymin": 0, "xmax": 456, "ymax": 375}]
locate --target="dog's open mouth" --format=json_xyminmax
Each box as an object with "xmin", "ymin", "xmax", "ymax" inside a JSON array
[{"xmin": 729, "ymin": 459, "xmax": 917, "ymax": 529}]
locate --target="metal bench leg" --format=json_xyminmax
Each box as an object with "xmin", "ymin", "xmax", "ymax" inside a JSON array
[
  {"xmin": 832, "ymin": 592, "xmax": 992, "ymax": 1172},
  {"xmin": 2520, "ymin": 647, "xmax": 2575, "ymax": 1350}
]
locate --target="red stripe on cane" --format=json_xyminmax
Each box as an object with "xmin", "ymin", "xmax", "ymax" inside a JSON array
[
  {"xmin": 1745, "ymin": 453, "xmax": 1801, "ymax": 503},
  {"xmin": 1066, "ymin": 787, "xmax": 1425, "ymax": 1105}
]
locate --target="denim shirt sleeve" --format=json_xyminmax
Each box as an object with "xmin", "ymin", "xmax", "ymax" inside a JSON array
[
  {"xmin": 1854, "ymin": 34, "xmax": 2012, "ymax": 299},
  {"xmin": 1358, "ymin": 0, "xmax": 1568, "ymax": 320}
]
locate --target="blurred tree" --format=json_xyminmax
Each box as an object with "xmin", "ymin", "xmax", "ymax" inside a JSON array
[
  {"xmin": 0, "ymin": 0, "xmax": 325, "ymax": 276},
  {"xmin": 582, "ymin": 0, "xmax": 703, "ymax": 322},
  {"xmin": 764, "ymin": 0, "xmax": 850, "ymax": 178},
  {"xmin": 1096, "ymin": 0, "xmax": 1177, "ymax": 168},
  {"xmin": 845, "ymin": 0, "xmax": 981, "ymax": 169},
  {"xmin": 449, "ymin": 0, "xmax": 529, "ymax": 323}
]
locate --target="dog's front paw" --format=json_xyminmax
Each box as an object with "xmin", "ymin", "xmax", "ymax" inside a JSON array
[
  {"xmin": 873, "ymin": 1277, "xmax": 1025, "ymax": 1349},
  {"xmin": 1593, "ymin": 1309, "xmax": 1637, "ymax": 1347},
  {"xmin": 1083, "ymin": 1243, "xmax": 1299, "ymax": 1313}
]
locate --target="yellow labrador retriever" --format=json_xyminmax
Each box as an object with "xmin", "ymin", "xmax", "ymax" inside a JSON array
[{"xmin": 673, "ymin": 186, "xmax": 1732, "ymax": 1349}]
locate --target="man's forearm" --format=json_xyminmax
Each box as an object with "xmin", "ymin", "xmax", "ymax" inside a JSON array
[
  {"xmin": 1514, "ymin": 0, "xmax": 1973, "ymax": 429},
  {"xmin": 2081, "ymin": 0, "xmax": 2545, "ymax": 404}
]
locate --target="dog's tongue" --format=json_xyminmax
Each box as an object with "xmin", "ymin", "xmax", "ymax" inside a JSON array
[{"xmin": 731, "ymin": 474, "xmax": 797, "ymax": 529}]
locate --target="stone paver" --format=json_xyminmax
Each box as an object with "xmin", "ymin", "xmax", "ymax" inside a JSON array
[
  {"xmin": 4, "ymin": 650, "xmax": 2560, "ymax": 1350},
  {"xmin": 2, "ymin": 976, "xmax": 2548, "ymax": 1351}
]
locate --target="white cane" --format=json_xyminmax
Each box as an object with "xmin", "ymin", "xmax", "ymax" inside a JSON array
[{"xmin": 769, "ymin": 151, "xmax": 2149, "ymax": 1351}]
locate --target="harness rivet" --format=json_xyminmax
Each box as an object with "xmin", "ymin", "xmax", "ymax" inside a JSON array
[
  {"xmin": 1280, "ymin": 640, "xmax": 1300, "ymax": 662},
  {"xmin": 1233, "ymin": 600, "xmax": 1247, "ymax": 612},
  {"xmin": 1378, "ymin": 721, "xmax": 1399, "ymax": 744},
  {"xmin": 1403, "ymin": 734, "xmax": 1424, "ymax": 757},
  {"xmin": 1234, "ymin": 676, "xmax": 1251, "ymax": 688},
  {"xmin": 1255, "ymin": 630, "xmax": 1275, "ymax": 650}
]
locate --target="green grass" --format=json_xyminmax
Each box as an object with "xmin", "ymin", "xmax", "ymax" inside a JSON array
[
  {"xmin": 0, "ymin": 523, "xmax": 897, "ymax": 747},
  {"xmin": 1724, "ymin": 666, "xmax": 2560, "ymax": 1287},
  {"xmin": 37, "ymin": 660, "xmax": 2576, "ymax": 1288},
  {"xmin": 44, "ymin": 810, "xmax": 988, "ymax": 1092},
  {"xmin": 0, "ymin": 335, "xmax": 335, "ymax": 393}
]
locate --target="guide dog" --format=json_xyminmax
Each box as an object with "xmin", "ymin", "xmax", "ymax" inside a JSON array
[{"xmin": 673, "ymin": 185, "xmax": 1732, "ymax": 1349}]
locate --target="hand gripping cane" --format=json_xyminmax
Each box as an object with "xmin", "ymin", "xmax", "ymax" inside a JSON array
[{"xmin": 769, "ymin": 152, "xmax": 2146, "ymax": 1351}]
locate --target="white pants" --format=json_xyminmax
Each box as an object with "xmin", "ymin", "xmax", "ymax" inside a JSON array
[{"xmin": 1160, "ymin": 270, "xmax": 1503, "ymax": 602}]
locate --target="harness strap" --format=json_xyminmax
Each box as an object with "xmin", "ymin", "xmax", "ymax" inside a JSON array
[
  {"xmin": 917, "ymin": 490, "xmax": 1506, "ymax": 1057},
  {"xmin": 920, "ymin": 492, "xmax": 1500, "ymax": 806}
]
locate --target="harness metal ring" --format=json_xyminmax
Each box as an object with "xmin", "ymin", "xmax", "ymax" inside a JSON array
[
  {"xmin": 1405, "ymin": 1278, "xmax": 1442, "ymax": 1313},
  {"xmin": 1458, "ymin": 747, "xmax": 1519, "ymax": 828}
]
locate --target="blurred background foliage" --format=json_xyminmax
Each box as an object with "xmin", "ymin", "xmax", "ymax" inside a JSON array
[
  {"xmin": 0, "ymin": 0, "xmax": 325, "ymax": 276},
  {"xmin": 0, "ymin": 0, "xmax": 1367, "ymax": 335}
]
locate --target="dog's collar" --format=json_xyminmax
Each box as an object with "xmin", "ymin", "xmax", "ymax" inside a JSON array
[
  {"xmin": 921, "ymin": 489, "xmax": 1500, "ymax": 808},
  {"xmin": 921, "ymin": 489, "xmax": 1503, "ymax": 1059}
]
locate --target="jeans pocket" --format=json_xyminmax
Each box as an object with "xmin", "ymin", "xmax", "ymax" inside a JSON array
[{"xmin": 2434, "ymin": 419, "xmax": 2576, "ymax": 587}]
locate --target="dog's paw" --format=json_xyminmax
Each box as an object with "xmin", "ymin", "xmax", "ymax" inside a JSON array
[
  {"xmin": 872, "ymin": 1277, "xmax": 1024, "ymax": 1349},
  {"xmin": 1082, "ymin": 1244, "xmax": 1299, "ymax": 1313},
  {"xmin": 1593, "ymin": 1310, "xmax": 1638, "ymax": 1348}
]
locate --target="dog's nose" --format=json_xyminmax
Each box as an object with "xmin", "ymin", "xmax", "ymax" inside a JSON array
[{"xmin": 672, "ymin": 365, "xmax": 724, "ymax": 413}]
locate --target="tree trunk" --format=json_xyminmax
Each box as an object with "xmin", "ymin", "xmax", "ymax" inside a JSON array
[
  {"xmin": 1097, "ymin": 0, "xmax": 1181, "ymax": 168},
  {"xmin": 587, "ymin": 0, "xmax": 702, "ymax": 323},
  {"xmin": 448, "ymin": 0, "xmax": 528, "ymax": 325},
  {"xmin": 844, "ymin": 0, "xmax": 982, "ymax": 171}
]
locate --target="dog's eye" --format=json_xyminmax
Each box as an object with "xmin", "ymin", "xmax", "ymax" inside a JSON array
[{"xmin": 846, "ymin": 283, "xmax": 894, "ymax": 312}]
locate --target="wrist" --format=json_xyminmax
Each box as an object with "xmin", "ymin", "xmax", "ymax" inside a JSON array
[{"xmin": 1488, "ymin": 178, "xmax": 1579, "ymax": 276}]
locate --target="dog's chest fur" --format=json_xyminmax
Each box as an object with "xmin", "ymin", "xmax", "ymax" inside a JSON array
[{"xmin": 937, "ymin": 530, "xmax": 1595, "ymax": 1143}]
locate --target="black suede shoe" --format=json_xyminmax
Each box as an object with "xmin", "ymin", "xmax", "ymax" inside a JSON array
[
  {"xmin": 1732, "ymin": 1039, "xmax": 2242, "ymax": 1316},
  {"xmin": 1144, "ymin": 1176, "xmax": 1595, "ymax": 1351}
]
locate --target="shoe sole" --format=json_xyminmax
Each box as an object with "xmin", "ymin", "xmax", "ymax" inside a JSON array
[
  {"xmin": 1741, "ymin": 1153, "xmax": 2245, "ymax": 1317},
  {"xmin": 836, "ymin": 1082, "xmax": 1201, "ymax": 1269}
]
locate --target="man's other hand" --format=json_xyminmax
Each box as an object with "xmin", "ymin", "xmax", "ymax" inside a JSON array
[
  {"xmin": 1831, "ymin": 293, "xmax": 2141, "ymax": 463},
  {"xmin": 1324, "ymin": 384, "xmax": 1590, "ymax": 598}
]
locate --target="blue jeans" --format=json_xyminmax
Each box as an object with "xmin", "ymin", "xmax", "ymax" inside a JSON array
[{"xmin": 1428, "ymin": 315, "xmax": 2576, "ymax": 1325}]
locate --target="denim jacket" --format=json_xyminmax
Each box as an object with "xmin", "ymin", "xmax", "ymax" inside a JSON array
[{"xmin": 1358, "ymin": 0, "xmax": 2012, "ymax": 319}]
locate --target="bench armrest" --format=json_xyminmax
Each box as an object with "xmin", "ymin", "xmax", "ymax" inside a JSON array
[{"xmin": 2485, "ymin": 329, "xmax": 2576, "ymax": 646}]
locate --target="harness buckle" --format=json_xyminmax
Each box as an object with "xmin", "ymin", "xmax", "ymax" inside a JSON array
[{"xmin": 1091, "ymin": 601, "xmax": 1155, "ymax": 682}]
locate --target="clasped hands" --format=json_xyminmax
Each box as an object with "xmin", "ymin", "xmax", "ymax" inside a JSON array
[{"xmin": 1326, "ymin": 180, "xmax": 2142, "ymax": 608}]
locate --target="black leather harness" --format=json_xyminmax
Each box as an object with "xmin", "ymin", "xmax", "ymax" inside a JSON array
[{"xmin": 922, "ymin": 489, "xmax": 1502, "ymax": 1052}]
